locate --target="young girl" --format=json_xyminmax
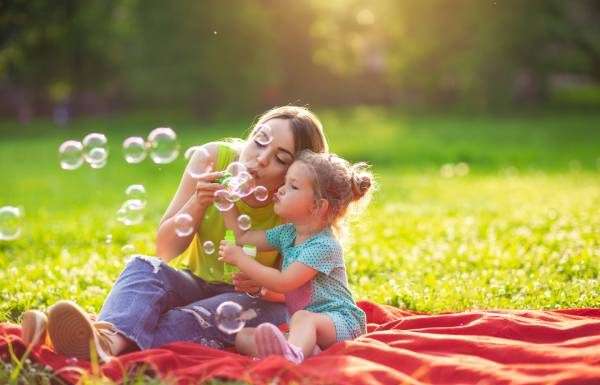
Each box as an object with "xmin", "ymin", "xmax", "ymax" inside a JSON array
[{"xmin": 218, "ymin": 150, "xmax": 374, "ymax": 363}]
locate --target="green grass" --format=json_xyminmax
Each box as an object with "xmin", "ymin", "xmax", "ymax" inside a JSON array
[{"xmin": 0, "ymin": 107, "xmax": 599, "ymax": 383}]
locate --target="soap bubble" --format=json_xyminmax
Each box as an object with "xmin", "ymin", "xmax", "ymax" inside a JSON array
[
  {"xmin": 224, "ymin": 189, "xmax": 242, "ymax": 203},
  {"xmin": 440, "ymin": 164, "xmax": 454, "ymax": 178},
  {"xmin": 86, "ymin": 147, "xmax": 108, "ymax": 169},
  {"xmin": 174, "ymin": 212, "xmax": 194, "ymax": 237},
  {"xmin": 82, "ymin": 133, "xmax": 107, "ymax": 150},
  {"xmin": 125, "ymin": 184, "xmax": 147, "ymax": 207},
  {"xmin": 219, "ymin": 170, "xmax": 255, "ymax": 201},
  {"xmin": 254, "ymin": 124, "xmax": 273, "ymax": 146},
  {"xmin": 215, "ymin": 301, "xmax": 244, "ymax": 334},
  {"xmin": 82, "ymin": 133, "xmax": 108, "ymax": 164},
  {"xmin": 148, "ymin": 127, "xmax": 179, "ymax": 164},
  {"xmin": 59, "ymin": 140, "xmax": 84, "ymax": 170},
  {"xmin": 117, "ymin": 199, "xmax": 144, "ymax": 226},
  {"xmin": 232, "ymin": 175, "xmax": 255, "ymax": 198},
  {"xmin": 121, "ymin": 244, "xmax": 135, "ymax": 255},
  {"xmin": 184, "ymin": 146, "xmax": 201, "ymax": 160},
  {"xmin": 253, "ymin": 186, "xmax": 269, "ymax": 202},
  {"xmin": 237, "ymin": 214, "xmax": 251, "ymax": 231},
  {"xmin": 236, "ymin": 171, "xmax": 252, "ymax": 183},
  {"xmin": 203, "ymin": 240, "xmax": 215, "ymax": 255},
  {"xmin": 0, "ymin": 206, "xmax": 23, "ymax": 241},
  {"xmin": 214, "ymin": 190, "xmax": 234, "ymax": 211},
  {"xmin": 185, "ymin": 146, "xmax": 211, "ymax": 179},
  {"xmin": 454, "ymin": 162, "xmax": 470, "ymax": 177},
  {"xmin": 89, "ymin": 159, "xmax": 107, "ymax": 169},
  {"xmin": 225, "ymin": 162, "xmax": 247, "ymax": 178},
  {"xmin": 123, "ymin": 136, "xmax": 147, "ymax": 164}
]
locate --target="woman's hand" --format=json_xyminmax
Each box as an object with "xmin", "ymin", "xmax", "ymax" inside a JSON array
[
  {"xmin": 191, "ymin": 170, "xmax": 224, "ymax": 212},
  {"xmin": 232, "ymin": 272, "xmax": 262, "ymax": 295}
]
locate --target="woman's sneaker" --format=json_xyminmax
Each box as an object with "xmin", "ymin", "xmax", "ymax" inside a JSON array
[
  {"xmin": 21, "ymin": 310, "xmax": 49, "ymax": 348},
  {"xmin": 254, "ymin": 323, "xmax": 304, "ymax": 364},
  {"xmin": 47, "ymin": 300, "xmax": 117, "ymax": 363}
]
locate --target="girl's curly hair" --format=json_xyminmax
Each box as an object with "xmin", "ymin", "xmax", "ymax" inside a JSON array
[{"xmin": 297, "ymin": 150, "xmax": 375, "ymax": 231}]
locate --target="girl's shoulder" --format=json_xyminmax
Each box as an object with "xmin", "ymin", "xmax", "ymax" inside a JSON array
[{"xmin": 304, "ymin": 229, "xmax": 342, "ymax": 254}]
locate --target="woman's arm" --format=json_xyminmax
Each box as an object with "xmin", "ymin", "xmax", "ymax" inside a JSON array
[
  {"xmin": 156, "ymin": 143, "xmax": 222, "ymax": 262},
  {"xmin": 219, "ymin": 243, "xmax": 317, "ymax": 293}
]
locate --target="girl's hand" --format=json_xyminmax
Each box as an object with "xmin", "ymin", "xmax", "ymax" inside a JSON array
[
  {"xmin": 233, "ymin": 272, "xmax": 262, "ymax": 294},
  {"xmin": 218, "ymin": 241, "xmax": 245, "ymax": 265},
  {"xmin": 193, "ymin": 169, "xmax": 224, "ymax": 211}
]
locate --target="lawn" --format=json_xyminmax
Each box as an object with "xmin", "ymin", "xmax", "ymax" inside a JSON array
[{"xmin": 0, "ymin": 107, "xmax": 599, "ymax": 383}]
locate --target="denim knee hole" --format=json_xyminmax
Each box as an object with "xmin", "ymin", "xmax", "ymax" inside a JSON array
[{"xmin": 128, "ymin": 255, "xmax": 163, "ymax": 274}]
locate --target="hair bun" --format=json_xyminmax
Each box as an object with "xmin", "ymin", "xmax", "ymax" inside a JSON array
[{"xmin": 351, "ymin": 168, "xmax": 372, "ymax": 200}]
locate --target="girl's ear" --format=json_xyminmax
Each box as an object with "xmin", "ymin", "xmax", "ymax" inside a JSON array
[{"xmin": 313, "ymin": 198, "xmax": 329, "ymax": 218}]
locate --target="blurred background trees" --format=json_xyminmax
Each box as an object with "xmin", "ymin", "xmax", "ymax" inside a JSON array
[{"xmin": 1, "ymin": 0, "xmax": 599, "ymax": 121}]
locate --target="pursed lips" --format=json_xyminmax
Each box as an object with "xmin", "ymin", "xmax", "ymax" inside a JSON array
[{"xmin": 247, "ymin": 168, "xmax": 260, "ymax": 180}]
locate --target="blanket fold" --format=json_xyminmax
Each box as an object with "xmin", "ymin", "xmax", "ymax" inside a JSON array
[{"xmin": 1, "ymin": 301, "xmax": 599, "ymax": 385}]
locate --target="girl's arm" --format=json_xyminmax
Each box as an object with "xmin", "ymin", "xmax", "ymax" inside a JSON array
[
  {"xmin": 222, "ymin": 205, "xmax": 274, "ymax": 251},
  {"xmin": 219, "ymin": 242, "xmax": 317, "ymax": 293}
]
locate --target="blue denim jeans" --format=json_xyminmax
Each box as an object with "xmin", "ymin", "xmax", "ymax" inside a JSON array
[{"xmin": 98, "ymin": 255, "xmax": 288, "ymax": 350}]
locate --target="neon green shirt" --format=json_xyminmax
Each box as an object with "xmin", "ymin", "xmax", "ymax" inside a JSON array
[{"xmin": 171, "ymin": 140, "xmax": 281, "ymax": 283}]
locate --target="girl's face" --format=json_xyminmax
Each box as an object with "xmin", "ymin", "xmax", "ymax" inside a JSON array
[
  {"xmin": 239, "ymin": 118, "xmax": 296, "ymax": 201},
  {"xmin": 273, "ymin": 161, "xmax": 318, "ymax": 223}
]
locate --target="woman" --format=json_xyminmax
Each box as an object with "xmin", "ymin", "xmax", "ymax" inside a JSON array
[{"xmin": 21, "ymin": 106, "xmax": 329, "ymax": 362}]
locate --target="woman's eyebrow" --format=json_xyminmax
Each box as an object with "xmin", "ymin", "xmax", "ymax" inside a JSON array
[{"xmin": 285, "ymin": 174, "xmax": 298, "ymax": 182}]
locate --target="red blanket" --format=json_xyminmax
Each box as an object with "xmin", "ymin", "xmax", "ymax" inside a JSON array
[{"xmin": 1, "ymin": 301, "xmax": 599, "ymax": 385}]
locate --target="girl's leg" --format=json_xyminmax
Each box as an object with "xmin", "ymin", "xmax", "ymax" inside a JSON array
[
  {"xmin": 252, "ymin": 310, "xmax": 334, "ymax": 363},
  {"xmin": 149, "ymin": 291, "xmax": 288, "ymax": 349},
  {"xmin": 235, "ymin": 327, "xmax": 257, "ymax": 356},
  {"xmin": 287, "ymin": 310, "xmax": 337, "ymax": 358}
]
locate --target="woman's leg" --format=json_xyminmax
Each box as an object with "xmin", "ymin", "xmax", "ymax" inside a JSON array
[
  {"xmin": 47, "ymin": 255, "xmax": 225, "ymax": 361},
  {"xmin": 150, "ymin": 291, "xmax": 288, "ymax": 350},
  {"xmin": 95, "ymin": 255, "xmax": 217, "ymax": 351}
]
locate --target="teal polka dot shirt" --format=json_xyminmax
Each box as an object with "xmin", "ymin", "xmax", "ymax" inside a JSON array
[{"xmin": 266, "ymin": 223, "xmax": 366, "ymax": 341}]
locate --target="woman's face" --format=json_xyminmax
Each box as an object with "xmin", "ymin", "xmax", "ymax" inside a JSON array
[{"xmin": 239, "ymin": 118, "xmax": 295, "ymax": 200}]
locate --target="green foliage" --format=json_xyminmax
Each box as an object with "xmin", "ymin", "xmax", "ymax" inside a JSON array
[
  {"xmin": 0, "ymin": 108, "xmax": 598, "ymax": 383},
  {"xmin": 311, "ymin": 0, "xmax": 600, "ymax": 107},
  {"xmin": 2, "ymin": 1, "xmax": 599, "ymax": 114},
  {"xmin": 0, "ymin": 0, "xmax": 125, "ymax": 91},
  {"xmin": 0, "ymin": 356, "xmax": 65, "ymax": 385}
]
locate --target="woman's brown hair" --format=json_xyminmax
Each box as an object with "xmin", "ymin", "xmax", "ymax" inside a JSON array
[{"xmin": 248, "ymin": 106, "xmax": 329, "ymax": 155}]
